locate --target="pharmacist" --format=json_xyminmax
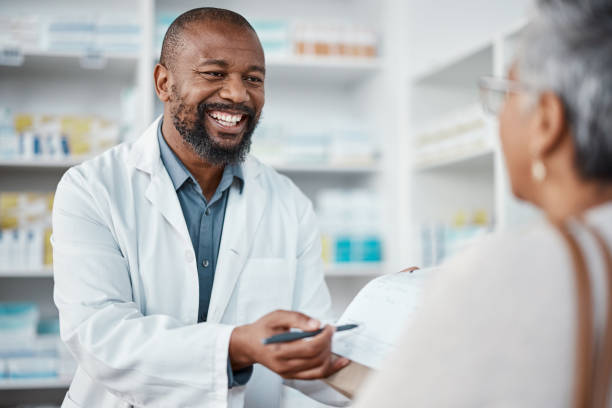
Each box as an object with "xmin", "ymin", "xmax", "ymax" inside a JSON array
[{"xmin": 51, "ymin": 8, "xmax": 349, "ymax": 408}]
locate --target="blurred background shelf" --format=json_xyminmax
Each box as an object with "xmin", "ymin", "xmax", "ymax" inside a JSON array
[
  {"xmin": 0, "ymin": 49, "xmax": 139, "ymax": 79},
  {"xmin": 0, "ymin": 158, "xmax": 86, "ymax": 170},
  {"xmin": 0, "ymin": 159, "xmax": 381, "ymax": 174},
  {"xmin": 265, "ymin": 56, "xmax": 381, "ymax": 86},
  {"xmin": 324, "ymin": 263, "xmax": 384, "ymax": 278},
  {"xmin": 0, "ymin": 268, "xmax": 53, "ymax": 278},
  {"xmin": 0, "ymin": 0, "xmax": 539, "ymax": 406},
  {"xmin": 0, "ymin": 377, "xmax": 71, "ymax": 390},
  {"xmin": 413, "ymin": 146, "xmax": 494, "ymax": 172},
  {"xmin": 410, "ymin": 41, "xmax": 494, "ymax": 86},
  {"xmin": 273, "ymin": 162, "xmax": 380, "ymax": 174}
]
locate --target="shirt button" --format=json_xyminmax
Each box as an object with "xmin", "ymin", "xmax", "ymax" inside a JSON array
[
  {"xmin": 205, "ymin": 209, "xmax": 211, "ymax": 216},
  {"xmin": 202, "ymin": 259, "xmax": 210, "ymax": 268}
]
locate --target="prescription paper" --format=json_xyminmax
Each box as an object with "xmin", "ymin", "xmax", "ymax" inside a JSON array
[{"xmin": 332, "ymin": 268, "xmax": 437, "ymax": 369}]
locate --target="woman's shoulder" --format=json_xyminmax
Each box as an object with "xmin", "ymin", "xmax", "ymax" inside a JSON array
[
  {"xmin": 446, "ymin": 218, "xmax": 569, "ymax": 277},
  {"xmin": 429, "ymin": 218, "xmax": 575, "ymax": 310}
]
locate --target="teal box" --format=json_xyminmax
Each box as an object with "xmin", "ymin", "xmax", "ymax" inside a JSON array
[{"xmin": 335, "ymin": 236, "xmax": 352, "ymax": 263}]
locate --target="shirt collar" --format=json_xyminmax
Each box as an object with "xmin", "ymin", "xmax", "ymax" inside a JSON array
[{"xmin": 157, "ymin": 119, "xmax": 245, "ymax": 194}]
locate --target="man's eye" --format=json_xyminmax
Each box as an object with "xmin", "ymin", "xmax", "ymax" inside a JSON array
[
  {"xmin": 203, "ymin": 72, "xmax": 224, "ymax": 78},
  {"xmin": 245, "ymin": 76, "xmax": 263, "ymax": 84}
]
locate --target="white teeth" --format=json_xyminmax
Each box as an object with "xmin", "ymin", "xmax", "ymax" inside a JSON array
[{"xmin": 210, "ymin": 111, "xmax": 243, "ymax": 125}]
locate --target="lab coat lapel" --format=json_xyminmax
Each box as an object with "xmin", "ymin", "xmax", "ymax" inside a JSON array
[
  {"xmin": 144, "ymin": 173, "xmax": 191, "ymax": 246},
  {"xmin": 128, "ymin": 116, "xmax": 191, "ymax": 246},
  {"xmin": 208, "ymin": 158, "xmax": 266, "ymax": 323}
]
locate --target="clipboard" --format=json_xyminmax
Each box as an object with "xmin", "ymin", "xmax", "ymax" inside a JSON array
[{"xmin": 324, "ymin": 266, "xmax": 430, "ymax": 399}]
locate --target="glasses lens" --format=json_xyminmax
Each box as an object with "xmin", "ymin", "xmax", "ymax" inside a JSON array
[{"xmin": 479, "ymin": 87, "xmax": 507, "ymax": 116}]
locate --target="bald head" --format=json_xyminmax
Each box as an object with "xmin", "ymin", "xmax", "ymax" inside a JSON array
[{"xmin": 160, "ymin": 7, "xmax": 257, "ymax": 71}]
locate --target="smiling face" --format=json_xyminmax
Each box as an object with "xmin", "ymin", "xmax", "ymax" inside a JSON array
[{"xmin": 158, "ymin": 20, "xmax": 265, "ymax": 165}]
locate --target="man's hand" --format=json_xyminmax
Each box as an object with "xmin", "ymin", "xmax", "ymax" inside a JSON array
[{"xmin": 229, "ymin": 310, "xmax": 350, "ymax": 380}]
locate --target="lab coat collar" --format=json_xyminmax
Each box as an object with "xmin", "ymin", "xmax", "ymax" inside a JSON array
[
  {"xmin": 127, "ymin": 115, "xmax": 262, "ymax": 181},
  {"xmin": 128, "ymin": 115, "xmax": 267, "ymax": 322}
]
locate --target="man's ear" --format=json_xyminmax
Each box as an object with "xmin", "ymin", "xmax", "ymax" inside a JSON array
[
  {"xmin": 154, "ymin": 63, "xmax": 172, "ymax": 102},
  {"xmin": 528, "ymin": 92, "xmax": 567, "ymax": 158}
]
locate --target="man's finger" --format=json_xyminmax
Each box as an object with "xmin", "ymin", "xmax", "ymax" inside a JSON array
[
  {"xmin": 330, "ymin": 356, "xmax": 351, "ymax": 372},
  {"xmin": 264, "ymin": 310, "xmax": 320, "ymax": 332}
]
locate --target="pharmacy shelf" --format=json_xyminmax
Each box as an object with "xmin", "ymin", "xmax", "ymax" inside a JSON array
[
  {"xmin": 0, "ymin": 158, "xmax": 87, "ymax": 170},
  {"xmin": 0, "ymin": 376, "xmax": 71, "ymax": 390},
  {"xmin": 0, "ymin": 262, "xmax": 384, "ymax": 279},
  {"xmin": 0, "ymin": 268, "xmax": 53, "ymax": 278},
  {"xmin": 273, "ymin": 162, "xmax": 380, "ymax": 174},
  {"xmin": 413, "ymin": 146, "xmax": 494, "ymax": 172},
  {"xmin": 324, "ymin": 263, "xmax": 384, "ymax": 277},
  {"xmin": 410, "ymin": 40, "xmax": 494, "ymax": 86},
  {"xmin": 149, "ymin": 55, "xmax": 381, "ymax": 85},
  {"xmin": 265, "ymin": 56, "xmax": 381, "ymax": 85},
  {"xmin": 0, "ymin": 264, "xmax": 384, "ymax": 286},
  {"xmin": 0, "ymin": 159, "xmax": 379, "ymax": 174},
  {"xmin": 0, "ymin": 49, "xmax": 138, "ymax": 78}
]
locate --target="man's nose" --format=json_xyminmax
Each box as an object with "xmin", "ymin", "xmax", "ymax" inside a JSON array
[{"xmin": 219, "ymin": 74, "xmax": 249, "ymax": 104}]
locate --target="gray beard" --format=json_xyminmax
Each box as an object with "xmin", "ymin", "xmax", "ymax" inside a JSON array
[{"xmin": 170, "ymin": 100, "xmax": 256, "ymax": 166}]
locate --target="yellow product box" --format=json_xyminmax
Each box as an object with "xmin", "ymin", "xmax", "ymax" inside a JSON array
[
  {"xmin": 44, "ymin": 227, "xmax": 53, "ymax": 266},
  {"xmin": 0, "ymin": 192, "xmax": 54, "ymax": 229},
  {"xmin": 21, "ymin": 193, "xmax": 52, "ymax": 225},
  {"xmin": 14, "ymin": 113, "xmax": 34, "ymax": 133},
  {"xmin": 0, "ymin": 193, "xmax": 19, "ymax": 229},
  {"xmin": 61, "ymin": 115, "xmax": 93, "ymax": 156}
]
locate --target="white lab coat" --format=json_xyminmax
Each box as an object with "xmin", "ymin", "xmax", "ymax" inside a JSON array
[{"xmin": 52, "ymin": 117, "xmax": 348, "ymax": 408}]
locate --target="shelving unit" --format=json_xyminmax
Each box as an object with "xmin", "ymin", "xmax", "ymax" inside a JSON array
[
  {"xmin": 413, "ymin": 148, "xmax": 494, "ymax": 172},
  {"xmin": 0, "ymin": 50, "xmax": 139, "ymax": 76},
  {"xmin": 0, "ymin": 159, "xmax": 380, "ymax": 174},
  {"xmin": 324, "ymin": 263, "xmax": 384, "ymax": 278},
  {"xmin": 0, "ymin": 377, "xmax": 72, "ymax": 391},
  {"xmin": 0, "ymin": 267, "xmax": 53, "ymax": 278},
  {"xmin": 0, "ymin": 1, "xmax": 150, "ymax": 404},
  {"xmin": 264, "ymin": 56, "xmax": 381, "ymax": 85},
  {"xmin": 0, "ymin": 158, "xmax": 88, "ymax": 170},
  {"xmin": 0, "ymin": 265, "xmax": 384, "ymax": 279},
  {"xmin": 0, "ymin": 0, "xmax": 539, "ymax": 406},
  {"xmin": 274, "ymin": 163, "xmax": 380, "ymax": 175},
  {"xmin": 398, "ymin": 3, "xmax": 538, "ymax": 268},
  {"xmin": 0, "ymin": 1, "xmax": 391, "ymax": 406}
]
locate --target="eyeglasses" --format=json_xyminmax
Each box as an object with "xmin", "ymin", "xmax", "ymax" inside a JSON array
[{"xmin": 478, "ymin": 76, "xmax": 534, "ymax": 116}]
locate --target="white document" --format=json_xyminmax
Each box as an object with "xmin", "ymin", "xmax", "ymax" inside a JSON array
[{"xmin": 332, "ymin": 268, "xmax": 437, "ymax": 369}]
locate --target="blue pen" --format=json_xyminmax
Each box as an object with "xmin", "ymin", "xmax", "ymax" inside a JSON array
[{"xmin": 262, "ymin": 324, "xmax": 358, "ymax": 345}]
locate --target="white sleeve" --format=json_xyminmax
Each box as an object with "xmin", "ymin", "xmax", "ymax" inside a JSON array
[
  {"xmin": 52, "ymin": 168, "xmax": 233, "ymax": 407},
  {"xmin": 283, "ymin": 192, "xmax": 351, "ymax": 407}
]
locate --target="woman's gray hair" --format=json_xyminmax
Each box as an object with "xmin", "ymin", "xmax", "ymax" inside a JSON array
[{"xmin": 518, "ymin": 0, "xmax": 612, "ymax": 181}]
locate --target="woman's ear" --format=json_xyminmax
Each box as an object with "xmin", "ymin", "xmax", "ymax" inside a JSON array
[
  {"xmin": 528, "ymin": 91, "xmax": 567, "ymax": 158},
  {"xmin": 154, "ymin": 64, "xmax": 171, "ymax": 102}
]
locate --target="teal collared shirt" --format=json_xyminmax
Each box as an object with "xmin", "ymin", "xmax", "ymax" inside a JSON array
[{"xmin": 157, "ymin": 121, "xmax": 252, "ymax": 388}]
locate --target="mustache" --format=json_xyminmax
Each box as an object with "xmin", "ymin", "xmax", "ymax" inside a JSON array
[{"xmin": 197, "ymin": 102, "xmax": 255, "ymax": 118}]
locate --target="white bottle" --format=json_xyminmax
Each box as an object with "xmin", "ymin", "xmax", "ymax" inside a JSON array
[
  {"xmin": 28, "ymin": 228, "xmax": 44, "ymax": 270},
  {"xmin": 20, "ymin": 131, "xmax": 34, "ymax": 160},
  {"xmin": 0, "ymin": 230, "xmax": 7, "ymax": 270},
  {"xmin": 0, "ymin": 107, "xmax": 17, "ymax": 159},
  {"xmin": 17, "ymin": 228, "xmax": 29, "ymax": 270},
  {"xmin": 5, "ymin": 230, "xmax": 18, "ymax": 270}
]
